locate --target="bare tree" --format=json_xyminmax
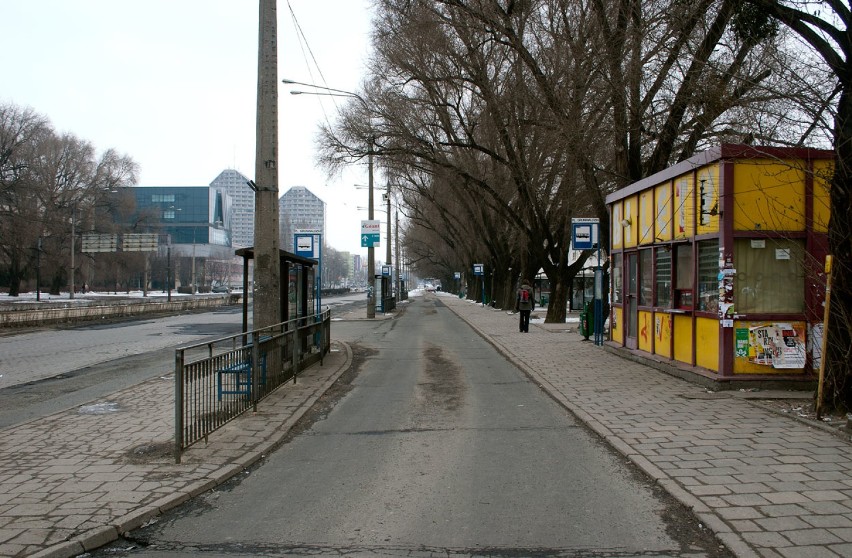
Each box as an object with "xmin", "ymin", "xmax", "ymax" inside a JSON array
[
  {"xmin": 0, "ymin": 102, "xmax": 139, "ymax": 296},
  {"xmin": 740, "ymin": 0, "xmax": 852, "ymax": 412},
  {"xmin": 318, "ymin": 0, "xmax": 831, "ymax": 328},
  {"xmin": 0, "ymin": 103, "xmax": 51, "ymax": 296}
]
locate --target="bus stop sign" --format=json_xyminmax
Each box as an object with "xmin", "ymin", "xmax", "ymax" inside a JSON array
[{"xmin": 572, "ymin": 218, "xmax": 599, "ymax": 250}]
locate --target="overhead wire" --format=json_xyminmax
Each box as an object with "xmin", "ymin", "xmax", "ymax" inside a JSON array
[{"xmin": 285, "ymin": 0, "xmax": 343, "ymax": 130}]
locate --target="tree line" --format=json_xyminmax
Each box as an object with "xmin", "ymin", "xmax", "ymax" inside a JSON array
[
  {"xmin": 1, "ymin": 103, "xmax": 139, "ymax": 296},
  {"xmin": 317, "ymin": 0, "xmax": 851, "ymax": 410}
]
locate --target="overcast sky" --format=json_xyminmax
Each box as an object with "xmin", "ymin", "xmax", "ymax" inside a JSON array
[{"xmin": 1, "ymin": 0, "xmax": 377, "ymax": 255}]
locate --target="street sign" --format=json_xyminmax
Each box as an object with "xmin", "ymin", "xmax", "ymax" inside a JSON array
[
  {"xmin": 473, "ymin": 263, "xmax": 484, "ymax": 276},
  {"xmin": 571, "ymin": 218, "xmax": 600, "ymax": 250},
  {"xmin": 81, "ymin": 233, "xmax": 119, "ymax": 253},
  {"xmin": 361, "ymin": 219, "xmax": 380, "ymax": 247},
  {"xmin": 122, "ymin": 233, "xmax": 159, "ymax": 252},
  {"xmin": 382, "ymin": 265, "xmax": 391, "ymax": 277},
  {"xmin": 294, "ymin": 231, "xmax": 323, "ymax": 315},
  {"xmin": 294, "ymin": 234, "xmax": 314, "ymax": 257}
]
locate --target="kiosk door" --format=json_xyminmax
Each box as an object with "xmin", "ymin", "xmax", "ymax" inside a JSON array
[{"xmin": 626, "ymin": 252, "xmax": 638, "ymax": 349}]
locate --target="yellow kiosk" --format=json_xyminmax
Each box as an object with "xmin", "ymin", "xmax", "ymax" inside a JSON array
[{"xmin": 605, "ymin": 144, "xmax": 832, "ymax": 383}]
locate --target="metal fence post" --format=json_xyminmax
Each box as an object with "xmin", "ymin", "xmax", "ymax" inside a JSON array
[
  {"xmin": 251, "ymin": 330, "xmax": 260, "ymax": 412},
  {"xmin": 292, "ymin": 326, "xmax": 300, "ymax": 383},
  {"xmin": 174, "ymin": 348, "xmax": 184, "ymax": 464}
]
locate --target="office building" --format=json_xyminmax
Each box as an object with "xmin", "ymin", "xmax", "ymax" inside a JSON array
[
  {"xmin": 279, "ymin": 186, "xmax": 326, "ymax": 252},
  {"xmin": 210, "ymin": 169, "xmax": 255, "ymax": 248},
  {"xmin": 124, "ymin": 186, "xmax": 234, "ymax": 290}
]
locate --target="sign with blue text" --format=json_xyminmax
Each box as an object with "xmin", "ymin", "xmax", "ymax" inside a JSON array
[
  {"xmin": 361, "ymin": 220, "xmax": 381, "ymax": 247},
  {"xmin": 571, "ymin": 218, "xmax": 600, "ymax": 250},
  {"xmin": 473, "ymin": 263, "xmax": 484, "ymax": 276}
]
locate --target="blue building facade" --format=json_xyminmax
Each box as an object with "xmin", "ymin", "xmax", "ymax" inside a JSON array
[
  {"xmin": 128, "ymin": 186, "xmax": 232, "ymax": 248},
  {"xmin": 124, "ymin": 186, "xmax": 235, "ymax": 291}
]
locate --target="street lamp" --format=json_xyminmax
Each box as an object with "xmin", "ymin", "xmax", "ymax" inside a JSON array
[
  {"xmin": 69, "ymin": 203, "xmax": 76, "ymax": 299},
  {"xmin": 283, "ymin": 77, "xmax": 376, "ymax": 319},
  {"xmin": 383, "ymin": 189, "xmax": 392, "ymax": 297},
  {"xmin": 165, "ymin": 235, "xmax": 172, "ymax": 302},
  {"xmin": 192, "ymin": 226, "xmax": 197, "ymax": 295}
]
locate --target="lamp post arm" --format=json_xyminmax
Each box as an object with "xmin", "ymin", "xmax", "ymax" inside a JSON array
[
  {"xmin": 287, "ymin": 77, "xmax": 377, "ymax": 319},
  {"xmin": 282, "ymin": 79, "xmax": 368, "ymax": 105}
]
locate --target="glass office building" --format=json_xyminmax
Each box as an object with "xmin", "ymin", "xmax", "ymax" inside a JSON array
[
  {"xmin": 125, "ymin": 186, "xmax": 235, "ymax": 290},
  {"xmin": 128, "ymin": 186, "xmax": 232, "ymax": 249}
]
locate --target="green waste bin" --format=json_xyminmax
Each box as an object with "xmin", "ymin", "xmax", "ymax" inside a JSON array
[
  {"xmin": 540, "ymin": 293, "xmax": 549, "ymax": 306},
  {"xmin": 579, "ymin": 301, "xmax": 594, "ymax": 339}
]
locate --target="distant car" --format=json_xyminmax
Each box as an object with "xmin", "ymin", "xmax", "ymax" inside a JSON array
[{"xmin": 211, "ymin": 285, "xmax": 231, "ymax": 293}]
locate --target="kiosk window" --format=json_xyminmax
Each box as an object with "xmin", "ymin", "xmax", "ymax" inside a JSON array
[
  {"xmin": 674, "ymin": 244, "xmax": 693, "ymax": 309},
  {"xmin": 734, "ymin": 238, "xmax": 805, "ymax": 313},
  {"xmin": 655, "ymin": 248, "xmax": 672, "ymax": 308},
  {"xmin": 612, "ymin": 253, "xmax": 623, "ymax": 303},
  {"xmin": 639, "ymin": 249, "xmax": 653, "ymax": 306},
  {"xmin": 697, "ymin": 239, "xmax": 719, "ymax": 313}
]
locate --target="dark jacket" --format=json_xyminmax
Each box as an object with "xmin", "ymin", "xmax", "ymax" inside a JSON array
[{"xmin": 516, "ymin": 284, "xmax": 534, "ymax": 311}]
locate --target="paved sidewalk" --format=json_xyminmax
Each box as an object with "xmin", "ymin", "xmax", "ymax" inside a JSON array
[
  {"xmin": 440, "ymin": 294, "xmax": 852, "ymax": 558},
  {"xmin": 0, "ymin": 342, "xmax": 352, "ymax": 558}
]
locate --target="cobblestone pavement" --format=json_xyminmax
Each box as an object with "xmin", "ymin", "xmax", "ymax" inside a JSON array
[
  {"xmin": 2, "ymin": 294, "xmax": 852, "ymax": 558},
  {"xmin": 0, "ymin": 343, "xmax": 352, "ymax": 558},
  {"xmin": 440, "ymin": 294, "xmax": 852, "ymax": 558}
]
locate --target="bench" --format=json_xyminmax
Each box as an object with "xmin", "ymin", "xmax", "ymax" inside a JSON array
[{"xmin": 216, "ymin": 342, "xmax": 269, "ymax": 401}]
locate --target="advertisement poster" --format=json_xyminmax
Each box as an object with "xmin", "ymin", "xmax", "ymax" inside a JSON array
[
  {"xmin": 735, "ymin": 328, "xmax": 749, "ymax": 358},
  {"xmin": 740, "ymin": 323, "xmax": 806, "ymax": 369}
]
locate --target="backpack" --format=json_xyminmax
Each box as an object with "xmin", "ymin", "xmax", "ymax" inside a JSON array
[{"xmin": 520, "ymin": 288, "xmax": 530, "ymax": 303}]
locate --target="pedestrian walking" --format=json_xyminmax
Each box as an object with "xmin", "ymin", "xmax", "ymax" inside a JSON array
[{"xmin": 515, "ymin": 279, "xmax": 534, "ymax": 333}]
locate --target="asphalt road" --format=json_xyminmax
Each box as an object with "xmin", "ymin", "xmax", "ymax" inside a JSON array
[
  {"xmin": 0, "ymin": 307, "xmax": 245, "ymax": 429},
  {"xmin": 0, "ymin": 293, "xmax": 368, "ymax": 429},
  {"xmin": 93, "ymin": 294, "xmax": 728, "ymax": 557}
]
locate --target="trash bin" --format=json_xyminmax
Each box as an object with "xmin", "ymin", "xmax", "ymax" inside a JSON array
[
  {"xmin": 579, "ymin": 301, "xmax": 594, "ymax": 339},
  {"xmin": 540, "ymin": 293, "xmax": 549, "ymax": 306}
]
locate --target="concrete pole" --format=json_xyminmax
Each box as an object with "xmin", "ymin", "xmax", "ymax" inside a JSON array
[
  {"xmin": 395, "ymin": 209, "xmax": 400, "ymax": 298},
  {"xmin": 367, "ymin": 146, "xmax": 375, "ymax": 319},
  {"xmin": 386, "ymin": 185, "xmax": 392, "ymax": 295},
  {"xmin": 253, "ymin": 0, "xmax": 282, "ymax": 330}
]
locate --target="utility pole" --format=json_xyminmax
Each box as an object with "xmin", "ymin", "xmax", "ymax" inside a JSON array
[
  {"xmin": 386, "ymin": 185, "xmax": 392, "ymax": 296},
  {"xmin": 253, "ymin": 0, "xmax": 282, "ymax": 330},
  {"xmin": 395, "ymin": 209, "xmax": 400, "ymax": 299},
  {"xmin": 367, "ymin": 146, "xmax": 375, "ymax": 318}
]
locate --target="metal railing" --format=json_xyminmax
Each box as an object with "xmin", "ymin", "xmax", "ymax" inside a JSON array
[{"xmin": 174, "ymin": 309, "xmax": 331, "ymax": 462}]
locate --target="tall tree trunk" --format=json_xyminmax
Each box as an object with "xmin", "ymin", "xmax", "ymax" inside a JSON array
[
  {"xmin": 824, "ymin": 83, "xmax": 852, "ymax": 412},
  {"xmin": 547, "ymin": 278, "xmax": 570, "ymax": 323},
  {"xmin": 7, "ymin": 253, "xmax": 23, "ymax": 296}
]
